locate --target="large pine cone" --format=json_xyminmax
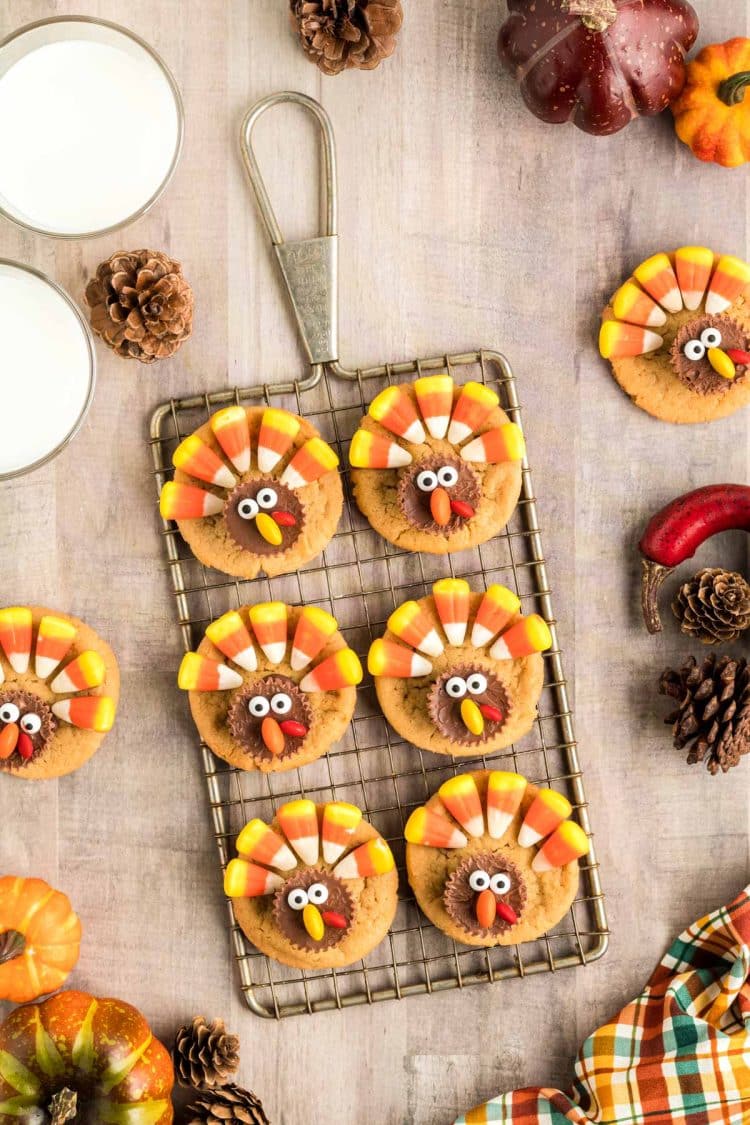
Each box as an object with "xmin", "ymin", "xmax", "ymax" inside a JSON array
[
  {"xmin": 173, "ymin": 1016, "xmax": 240, "ymax": 1090},
  {"xmin": 672, "ymin": 567, "xmax": 750, "ymax": 645},
  {"xmin": 85, "ymin": 249, "xmax": 194, "ymax": 364},
  {"xmin": 186, "ymin": 1083, "xmax": 269, "ymax": 1125},
  {"xmin": 659, "ymin": 654, "xmax": 750, "ymax": 774},
  {"xmin": 289, "ymin": 0, "xmax": 403, "ymax": 75}
]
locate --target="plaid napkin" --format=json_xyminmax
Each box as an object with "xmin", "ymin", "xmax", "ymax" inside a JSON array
[{"xmin": 455, "ymin": 885, "xmax": 750, "ymax": 1125}]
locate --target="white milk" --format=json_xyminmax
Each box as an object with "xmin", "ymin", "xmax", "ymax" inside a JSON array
[
  {"xmin": 0, "ymin": 31, "xmax": 181, "ymax": 235},
  {"xmin": 0, "ymin": 263, "xmax": 93, "ymax": 476}
]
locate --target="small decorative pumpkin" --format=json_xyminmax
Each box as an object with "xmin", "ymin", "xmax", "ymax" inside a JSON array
[
  {"xmin": 672, "ymin": 38, "xmax": 750, "ymax": 167},
  {"xmin": 0, "ymin": 875, "xmax": 81, "ymax": 1003},
  {"xmin": 499, "ymin": 0, "xmax": 699, "ymax": 136},
  {"xmin": 0, "ymin": 990, "xmax": 174, "ymax": 1124}
]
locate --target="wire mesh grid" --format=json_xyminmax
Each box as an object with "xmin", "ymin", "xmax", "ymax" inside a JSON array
[{"xmin": 149, "ymin": 349, "xmax": 609, "ymax": 1019}]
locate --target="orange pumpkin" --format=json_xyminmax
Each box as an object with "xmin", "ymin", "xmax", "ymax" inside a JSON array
[
  {"xmin": 672, "ymin": 37, "xmax": 750, "ymax": 167},
  {"xmin": 0, "ymin": 875, "xmax": 81, "ymax": 1002}
]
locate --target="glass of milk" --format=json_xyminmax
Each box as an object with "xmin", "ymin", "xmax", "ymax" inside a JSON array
[
  {"xmin": 0, "ymin": 17, "xmax": 183, "ymax": 238},
  {"xmin": 0, "ymin": 260, "xmax": 95, "ymax": 479}
]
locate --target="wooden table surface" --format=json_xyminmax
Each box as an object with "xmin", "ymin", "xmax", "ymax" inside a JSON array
[{"xmin": 2, "ymin": 2, "xmax": 749, "ymax": 1122}]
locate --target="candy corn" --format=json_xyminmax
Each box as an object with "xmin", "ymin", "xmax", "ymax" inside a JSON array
[
  {"xmin": 0, "ymin": 607, "xmax": 32, "ymax": 674},
  {"xmin": 446, "ymin": 382, "xmax": 499, "ymax": 444},
  {"xmin": 486, "ymin": 771, "xmax": 527, "ymax": 839},
  {"xmin": 471, "ymin": 585, "xmax": 521, "ymax": 648},
  {"xmin": 52, "ymin": 696, "xmax": 116, "ymax": 733},
  {"xmin": 333, "ymin": 837, "xmax": 395, "ymax": 878},
  {"xmin": 248, "ymin": 603, "xmax": 288, "ymax": 665},
  {"xmin": 159, "ymin": 482, "xmax": 224, "ymax": 520},
  {"xmin": 172, "ymin": 434, "xmax": 236, "ymax": 489},
  {"xmin": 532, "ymin": 821, "xmax": 589, "ymax": 873},
  {"xmin": 35, "ymin": 615, "xmax": 77, "ymax": 680},
  {"xmin": 387, "ymin": 601, "xmax": 444, "ymax": 658},
  {"xmin": 321, "ymin": 802, "xmax": 362, "ymax": 864},
  {"xmin": 257, "ymin": 408, "xmax": 301, "ymax": 473},
  {"xmin": 280, "ymin": 438, "xmax": 339, "ymax": 489},
  {"xmin": 210, "ymin": 406, "xmax": 251, "ymax": 474},
  {"xmin": 291, "ymin": 606, "xmax": 339, "ymax": 671},
  {"xmin": 490, "ymin": 615, "xmax": 552, "ymax": 660},
  {"xmin": 438, "ymin": 774, "xmax": 484, "ymax": 837},
  {"xmin": 224, "ymin": 858, "xmax": 283, "ymax": 898},
  {"xmin": 433, "ymin": 578, "xmax": 470, "ymax": 646},
  {"xmin": 300, "ymin": 649, "xmax": 363, "ymax": 692},
  {"xmin": 277, "ymin": 799, "xmax": 319, "ymax": 865},
  {"xmin": 237, "ymin": 819, "xmax": 297, "ymax": 870},
  {"xmin": 206, "ymin": 611, "xmax": 257, "ymax": 672},
  {"xmin": 599, "ymin": 321, "xmax": 662, "ymax": 360},
  {"xmin": 50, "ymin": 651, "xmax": 106, "ymax": 694},
  {"xmin": 349, "ymin": 430, "xmax": 412, "ymax": 469},
  {"xmin": 675, "ymin": 246, "xmax": 714, "ymax": 311},
  {"xmin": 705, "ymin": 254, "xmax": 750, "ymax": 315},
  {"xmin": 518, "ymin": 789, "xmax": 572, "ymax": 849},
  {"xmin": 612, "ymin": 279, "xmax": 667, "ymax": 328},
  {"xmin": 368, "ymin": 386, "xmax": 426, "ymax": 444},
  {"xmin": 633, "ymin": 252, "xmax": 683, "ymax": 313},
  {"xmin": 367, "ymin": 639, "xmax": 432, "ymax": 679},
  {"xmin": 460, "ymin": 423, "xmax": 525, "ymax": 464},
  {"xmin": 177, "ymin": 653, "xmax": 243, "ymax": 692},
  {"xmin": 414, "ymin": 375, "xmax": 454, "ymax": 440},
  {"xmin": 404, "ymin": 806, "xmax": 467, "ymax": 849}
]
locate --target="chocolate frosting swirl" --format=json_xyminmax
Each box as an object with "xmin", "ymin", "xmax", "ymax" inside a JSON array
[
  {"xmin": 227, "ymin": 676, "xmax": 312, "ymax": 765},
  {"xmin": 224, "ymin": 478, "xmax": 304, "ymax": 555},
  {"xmin": 670, "ymin": 314, "xmax": 748, "ymax": 396},
  {"xmin": 272, "ymin": 869, "xmax": 354, "ymax": 952},
  {"xmin": 397, "ymin": 454, "xmax": 480, "ymax": 534},
  {"xmin": 427, "ymin": 664, "xmax": 510, "ymax": 746},
  {"xmin": 0, "ymin": 689, "xmax": 56, "ymax": 769},
  {"xmin": 443, "ymin": 852, "xmax": 526, "ymax": 939}
]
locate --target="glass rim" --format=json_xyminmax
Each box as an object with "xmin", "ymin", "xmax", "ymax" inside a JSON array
[{"xmin": 0, "ymin": 15, "xmax": 185, "ymax": 240}]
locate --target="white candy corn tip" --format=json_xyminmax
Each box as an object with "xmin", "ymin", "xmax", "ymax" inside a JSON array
[
  {"xmin": 257, "ymin": 449, "xmax": 280, "ymax": 474},
  {"xmin": 471, "ymin": 624, "xmax": 496, "ymax": 648},
  {"xmin": 260, "ymin": 642, "xmax": 287, "ymax": 666},
  {"xmin": 410, "ymin": 652, "xmax": 433, "ymax": 676},
  {"xmin": 387, "ymin": 445, "xmax": 413, "ymax": 468},
  {"xmin": 35, "ymin": 655, "xmax": 60, "ymax": 680},
  {"xmin": 487, "ymin": 810, "xmax": 514, "ymax": 841},
  {"xmin": 443, "ymin": 623, "xmax": 467, "ymax": 647},
  {"xmin": 531, "ymin": 852, "xmax": 555, "ymax": 874},
  {"xmin": 417, "ymin": 630, "xmax": 445, "ymax": 658},
  {"xmin": 214, "ymin": 465, "xmax": 237, "ymax": 489},
  {"xmin": 517, "ymin": 824, "xmax": 543, "ymax": 849},
  {"xmin": 216, "ymin": 665, "xmax": 243, "ymax": 690},
  {"xmin": 290, "ymin": 647, "xmax": 312, "ymax": 672},
  {"xmin": 8, "ymin": 652, "xmax": 29, "ymax": 674},
  {"xmin": 458, "ymin": 437, "xmax": 486, "ymax": 463},
  {"xmin": 50, "ymin": 700, "xmax": 74, "ymax": 725},
  {"xmin": 322, "ymin": 840, "xmax": 346, "ymax": 865},
  {"xmin": 425, "ymin": 415, "xmax": 450, "ymax": 440},
  {"xmin": 681, "ymin": 290, "xmax": 704, "ymax": 312},
  {"xmin": 463, "ymin": 815, "xmax": 485, "ymax": 839},
  {"xmin": 661, "ymin": 289, "xmax": 683, "ymax": 314},
  {"xmin": 232, "ymin": 646, "xmax": 258, "ymax": 673},
  {"xmin": 49, "ymin": 669, "xmax": 77, "ymax": 694},
  {"xmin": 489, "ymin": 636, "xmax": 512, "ymax": 661},
  {"xmin": 446, "ymin": 419, "xmax": 472, "ymax": 445},
  {"xmin": 290, "ymin": 836, "xmax": 319, "ymax": 866},
  {"xmin": 705, "ymin": 293, "xmax": 731, "ymax": 316},
  {"xmin": 279, "ymin": 467, "xmax": 306, "ymax": 490},
  {"xmin": 403, "ymin": 420, "xmax": 427, "ymax": 444}
]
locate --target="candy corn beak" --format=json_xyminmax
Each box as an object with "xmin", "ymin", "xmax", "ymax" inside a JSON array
[
  {"xmin": 430, "ymin": 486, "xmax": 451, "ymax": 527},
  {"xmin": 303, "ymin": 902, "xmax": 325, "ymax": 942},
  {"xmin": 261, "ymin": 716, "xmax": 285, "ymax": 756},
  {"xmin": 707, "ymin": 348, "xmax": 736, "ymax": 381},
  {"xmin": 460, "ymin": 698, "xmax": 484, "ymax": 736},
  {"xmin": 0, "ymin": 722, "xmax": 18, "ymax": 759},
  {"xmin": 476, "ymin": 888, "xmax": 497, "ymax": 929}
]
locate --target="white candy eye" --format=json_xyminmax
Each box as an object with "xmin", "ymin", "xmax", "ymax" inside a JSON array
[
  {"xmin": 256, "ymin": 487, "xmax": 278, "ymax": 510},
  {"xmin": 468, "ymin": 870, "xmax": 491, "ymax": 892},
  {"xmin": 683, "ymin": 339, "xmax": 705, "ymax": 362},
  {"xmin": 237, "ymin": 497, "xmax": 259, "ymax": 520},
  {"xmin": 437, "ymin": 465, "xmax": 459, "ymax": 488},
  {"xmin": 416, "ymin": 470, "xmax": 438, "ymax": 493},
  {"xmin": 466, "ymin": 673, "xmax": 488, "ymax": 696},
  {"xmin": 20, "ymin": 713, "xmax": 42, "ymax": 734},
  {"xmin": 490, "ymin": 872, "xmax": 512, "ymax": 895},
  {"xmin": 308, "ymin": 882, "xmax": 329, "ymax": 905},
  {"xmin": 287, "ymin": 887, "xmax": 309, "ymax": 911},
  {"xmin": 701, "ymin": 327, "xmax": 722, "ymax": 348},
  {"xmin": 248, "ymin": 695, "xmax": 270, "ymax": 718},
  {"xmin": 0, "ymin": 703, "xmax": 19, "ymax": 724},
  {"xmin": 270, "ymin": 692, "xmax": 292, "ymax": 715},
  {"xmin": 445, "ymin": 676, "xmax": 467, "ymax": 699}
]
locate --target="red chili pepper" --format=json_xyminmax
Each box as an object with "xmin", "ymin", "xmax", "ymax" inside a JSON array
[
  {"xmin": 450, "ymin": 499, "xmax": 475, "ymax": 520},
  {"xmin": 726, "ymin": 349, "xmax": 750, "ymax": 366},
  {"xmin": 280, "ymin": 720, "xmax": 307, "ymax": 738},
  {"xmin": 479, "ymin": 704, "xmax": 504, "ymax": 723},
  {"xmin": 321, "ymin": 911, "xmax": 348, "ymax": 929},
  {"xmin": 17, "ymin": 732, "xmax": 34, "ymax": 761},
  {"xmin": 497, "ymin": 902, "xmax": 518, "ymax": 925},
  {"xmin": 272, "ymin": 510, "xmax": 297, "ymax": 527}
]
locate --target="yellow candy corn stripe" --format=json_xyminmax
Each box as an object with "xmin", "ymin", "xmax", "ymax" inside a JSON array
[
  {"xmin": 236, "ymin": 820, "xmax": 297, "ymax": 870},
  {"xmin": 612, "ymin": 279, "xmax": 667, "ymax": 329},
  {"xmin": 532, "ymin": 821, "xmax": 589, "ymax": 873},
  {"xmin": 177, "ymin": 652, "xmax": 242, "ymax": 692},
  {"xmin": 210, "ymin": 406, "xmax": 251, "ymax": 474},
  {"xmin": 160, "ymin": 481, "xmax": 224, "ymax": 520},
  {"xmin": 368, "ymin": 386, "xmax": 426, "ymax": 444},
  {"xmin": 633, "ymin": 252, "xmax": 683, "ymax": 313},
  {"xmin": 518, "ymin": 788, "xmax": 572, "ymax": 848},
  {"xmin": 487, "ymin": 771, "xmax": 527, "ymax": 838},
  {"xmin": 224, "ymin": 858, "xmax": 283, "ymax": 898},
  {"xmin": 675, "ymin": 246, "xmax": 714, "ymax": 311},
  {"xmin": 367, "ymin": 638, "xmax": 431, "ymax": 679},
  {"xmin": 706, "ymin": 254, "xmax": 750, "ymax": 315},
  {"xmin": 35, "ymin": 615, "xmax": 77, "ymax": 679},
  {"xmin": 438, "ymin": 774, "xmax": 484, "ymax": 838},
  {"xmin": 414, "ymin": 374, "xmax": 454, "ymax": 439},
  {"xmin": 291, "ymin": 606, "xmax": 338, "ymax": 671},
  {"xmin": 322, "ymin": 802, "xmax": 362, "ymax": 864},
  {"xmin": 334, "ymin": 837, "xmax": 395, "ymax": 878},
  {"xmin": 460, "ymin": 423, "xmax": 525, "ymax": 465},
  {"xmin": 172, "ymin": 434, "xmax": 236, "ymax": 489},
  {"xmin": 490, "ymin": 614, "xmax": 552, "ymax": 660},
  {"xmin": 52, "ymin": 696, "xmax": 116, "ymax": 733},
  {"xmin": 349, "ymin": 430, "xmax": 412, "ymax": 469},
  {"xmin": 205, "ymin": 611, "xmax": 257, "ymax": 671},
  {"xmin": 248, "ymin": 602, "xmax": 288, "ymax": 664},
  {"xmin": 433, "ymin": 578, "xmax": 470, "ymax": 646},
  {"xmin": 50, "ymin": 651, "xmax": 106, "ymax": 694},
  {"xmin": 257, "ymin": 408, "xmax": 301, "ymax": 473},
  {"xmin": 277, "ymin": 799, "xmax": 319, "ymax": 865},
  {"xmin": 300, "ymin": 649, "xmax": 363, "ymax": 692},
  {"xmin": 404, "ymin": 807, "xmax": 467, "ymax": 849},
  {"xmin": 387, "ymin": 601, "xmax": 444, "ymax": 657},
  {"xmin": 471, "ymin": 585, "xmax": 520, "ymax": 647},
  {"xmin": 447, "ymin": 382, "xmax": 499, "ymax": 444},
  {"xmin": 280, "ymin": 438, "xmax": 339, "ymax": 489},
  {"xmin": 0, "ymin": 607, "xmax": 32, "ymax": 674}
]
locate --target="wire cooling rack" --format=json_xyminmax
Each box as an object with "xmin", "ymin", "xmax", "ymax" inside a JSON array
[{"xmin": 149, "ymin": 351, "xmax": 609, "ymax": 1019}]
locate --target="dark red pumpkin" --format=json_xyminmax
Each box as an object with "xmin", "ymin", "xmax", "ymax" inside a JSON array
[{"xmin": 498, "ymin": 0, "xmax": 699, "ymax": 136}]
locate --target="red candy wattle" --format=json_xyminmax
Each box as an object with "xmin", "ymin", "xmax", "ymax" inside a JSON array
[
  {"xmin": 450, "ymin": 499, "xmax": 475, "ymax": 519},
  {"xmin": 497, "ymin": 901, "xmax": 518, "ymax": 925},
  {"xmin": 273, "ymin": 510, "xmax": 297, "ymax": 527},
  {"xmin": 280, "ymin": 720, "xmax": 308, "ymax": 738},
  {"xmin": 321, "ymin": 911, "xmax": 348, "ymax": 929},
  {"xmin": 480, "ymin": 704, "xmax": 504, "ymax": 724},
  {"xmin": 17, "ymin": 732, "xmax": 34, "ymax": 761}
]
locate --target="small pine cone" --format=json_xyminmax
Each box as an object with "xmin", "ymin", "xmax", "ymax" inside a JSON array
[
  {"xmin": 289, "ymin": 0, "xmax": 403, "ymax": 76},
  {"xmin": 672, "ymin": 567, "xmax": 750, "ymax": 645},
  {"xmin": 659, "ymin": 654, "xmax": 750, "ymax": 775},
  {"xmin": 186, "ymin": 1082, "xmax": 270, "ymax": 1125},
  {"xmin": 85, "ymin": 249, "xmax": 194, "ymax": 364},
  {"xmin": 173, "ymin": 1016, "xmax": 240, "ymax": 1090}
]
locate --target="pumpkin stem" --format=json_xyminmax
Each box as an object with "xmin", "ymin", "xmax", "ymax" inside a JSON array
[
  {"xmin": 48, "ymin": 1089, "xmax": 77, "ymax": 1124},
  {"xmin": 0, "ymin": 929, "xmax": 25, "ymax": 964},
  {"xmin": 564, "ymin": 0, "xmax": 618, "ymax": 32},
  {"xmin": 719, "ymin": 71, "xmax": 750, "ymax": 106}
]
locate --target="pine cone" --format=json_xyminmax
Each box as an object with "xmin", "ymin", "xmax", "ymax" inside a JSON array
[
  {"xmin": 672, "ymin": 567, "xmax": 750, "ymax": 644},
  {"xmin": 85, "ymin": 249, "xmax": 193, "ymax": 364},
  {"xmin": 186, "ymin": 1083, "xmax": 270, "ymax": 1125},
  {"xmin": 173, "ymin": 1016, "xmax": 239, "ymax": 1090},
  {"xmin": 289, "ymin": 0, "xmax": 403, "ymax": 76},
  {"xmin": 659, "ymin": 654, "xmax": 750, "ymax": 774}
]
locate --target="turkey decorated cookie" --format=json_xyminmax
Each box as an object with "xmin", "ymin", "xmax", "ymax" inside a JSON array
[
  {"xmin": 178, "ymin": 603, "xmax": 362, "ymax": 772},
  {"xmin": 349, "ymin": 376, "xmax": 525, "ymax": 554},
  {"xmin": 160, "ymin": 405, "xmax": 343, "ymax": 579},
  {"xmin": 0, "ymin": 607, "xmax": 118, "ymax": 780},
  {"xmin": 368, "ymin": 580, "xmax": 551, "ymax": 757},
  {"xmin": 224, "ymin": 799, "xmax": 398, "ymax": 969},
  {"xmin": 600, "ymin": 247, "xmax": 750, "ymax": 424},
  {"xmin": 405, "ymin": 770, "xmax": 589, "ymax": 947}
]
